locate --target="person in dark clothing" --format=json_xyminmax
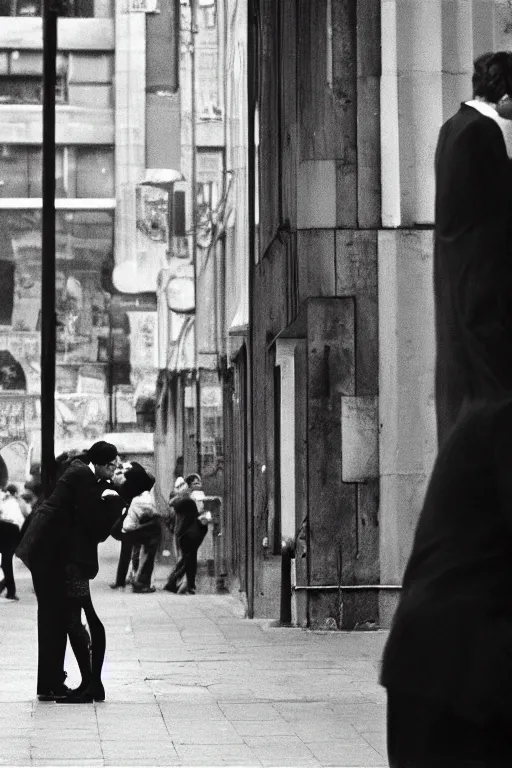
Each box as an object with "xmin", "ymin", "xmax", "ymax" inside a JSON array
[
  {"xmin": 60, "ymin": 460, "xmax": 155, "ymax": 703},
  {"xmin": 434, "ymin": 52, "xmax": 512, "ymax": 446},
  {"xmin": 381, "ymin": 400, "xmax": 512, "ymax": 766},
  {"xmin": 163, "ymin": 475, "xmax": 210, "ymax": 595},
  {"xmin": 16, "ymin": 440, "xmax": 119, "ymax": 701},
  {"xmin": 0, "ymin": 487, "xmax": 25, "ymax": 600}
]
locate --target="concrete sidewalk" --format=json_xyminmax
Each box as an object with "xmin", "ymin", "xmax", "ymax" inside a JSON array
[{"xmin": 0, "ymin": 541, "xmax": 388, "ymax": 767}]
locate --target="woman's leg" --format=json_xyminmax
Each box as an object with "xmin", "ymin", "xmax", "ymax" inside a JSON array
[
  {"xmin": 65, "ymin": 594, "xmax": 92, "ymax": 691},
  {"xmin": 82, "ymin": 593, "xmax": 106, "ymax": 699},
  {"xmin": 113, "ymin": 538, "xmax": 133, "ymax": 587}
]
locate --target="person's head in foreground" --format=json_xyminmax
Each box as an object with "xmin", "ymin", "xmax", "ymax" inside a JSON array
[
  {"xmin": 473, "ymin": 51, "xmax": 512, "ymax": 117},
  {"xmin": 86, "ymin": 441, "xmax": 119, "ymax": 481}
]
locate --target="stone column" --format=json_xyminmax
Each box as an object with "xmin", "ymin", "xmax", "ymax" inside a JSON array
[{"xmin": 115, "ymin": 0, "xmax": 146, "ymax": 268}]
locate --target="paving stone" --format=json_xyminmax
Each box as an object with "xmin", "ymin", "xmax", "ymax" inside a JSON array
[
  {"xmin": 232, "ymin": 719, "xmax": 296, "ymax": 737},
  {"xmin": 218, "ymin": 703, "xmax": 279, "ymax": 721},
  {"xmin": 174, "ymin": 743, "xmax": 262, "ymax": 766},
  {"xmin": 164, "ymin": 718, "xmax": 243, "ymax": 745}
]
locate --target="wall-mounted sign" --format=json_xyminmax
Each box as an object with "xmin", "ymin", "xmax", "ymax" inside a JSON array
[
  {"xmin": 166, "ymin": 276, "xmax": 195, "ymax": 315},
  {"xmin": 130, "ymin": 0, "xmax": 158, "ymax": 11}
]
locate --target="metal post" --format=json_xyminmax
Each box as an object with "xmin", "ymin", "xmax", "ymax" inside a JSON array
[{"xmin": 41, "ymin": 0, "xmax": 58, "ymax": 498}]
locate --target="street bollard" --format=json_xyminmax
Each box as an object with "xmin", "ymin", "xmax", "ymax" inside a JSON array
[{"xmin": 280, "ymin": 537, "xmax": 295, "ymax": 626}]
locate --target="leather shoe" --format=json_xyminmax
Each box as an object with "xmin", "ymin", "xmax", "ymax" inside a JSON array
[
  {"xmin": 109, "ymin": 582, "xmax": 125, "ymax": 589},
  {"xmin": 58, "ymin": 682, "xmax": 105, "ymax": 703},
  {"xmin": 132, "ymin": 584, "xmax": 156, "ymax": 593},
  {"xmin": 37, "ymin": 684, "xmax": 70, "ymax": 702}
]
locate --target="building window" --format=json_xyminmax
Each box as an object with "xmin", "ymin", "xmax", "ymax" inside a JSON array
[
  {"xmin": 0, "ymin": 51, "xmax": 114, "ymax": 106},
  {"xmin": 0, "ymin": 52, "xmax": 68, "ymax": 104},
  {"xmin": 0, "ymin": 145, "xmax": 114, "ymax": 198},
  {"xmin": 0, "ymin": 0, "xmax": 113, "ymax": 16}
]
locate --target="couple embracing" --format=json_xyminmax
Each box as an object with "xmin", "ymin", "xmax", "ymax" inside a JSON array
[{"xmin": 16, "ymin": 441, "xmax": 153, "ymax": 703}]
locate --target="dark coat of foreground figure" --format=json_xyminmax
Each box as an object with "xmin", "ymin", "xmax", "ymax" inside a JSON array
[
  {"xmin": 16, "ymin": 456, "xmax": 111, "ymax": 698},
  {"xmin": 434, "ymin": 103, "xmax": 512, "ymax": 445},
  {"xmin": 381, "ymin": 400, "xmax": 512, "ymax": 767}
]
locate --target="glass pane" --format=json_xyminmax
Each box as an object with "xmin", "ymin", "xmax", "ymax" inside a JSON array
[
  {"xmin": 0, "ymin": 146, "xmax": 29, "ymax": 197},
  {"xmin": 27, "ymin": 148, "xmax": 65, "ymax": 197},
  {"xmin": 76, "ymin": 147, "xmax": 114, "ymax": 198},
  {"xmin": 68, "ymin": 84, "xmax": 113, "ymax": 108},
  {"xmin": 10, "ymin": 52, "xmax": 43, "ymax": 76},
  {"xmin": 0, "ymin": 78, "xmax": 40, "ymax": 104},
  {"xmin": 68, "ymin": 54, "xmax": 114, "ymax": 84}
]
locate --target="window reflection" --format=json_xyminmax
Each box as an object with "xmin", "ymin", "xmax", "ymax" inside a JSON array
[{"xmin": 0, "ymin": 209, "xmax": 158, "ymax": 486}]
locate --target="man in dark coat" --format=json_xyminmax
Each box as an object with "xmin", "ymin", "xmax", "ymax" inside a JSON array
[
  {"xmin": 381, "ymin": 400, "xmax": 512, "ymax": 766},
  {"xmin": 163, "ymin": 475, "xmax": 209, "ymax": 595},
  {"xmin": 434, "ymin": 52, "xmax": 512, "ymax": 446},
  {"xmin": 16, "ymin": 440, "xmax": 118, "ymax": 701}
]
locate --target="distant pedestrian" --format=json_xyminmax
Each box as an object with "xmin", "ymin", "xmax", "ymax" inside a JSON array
[
  {"xmin": 110, "ymin": 462, "xmax": 158, "ymax": 591},
  {"xmin": 119, "ymin": 468, "xmax": 160, "ymax": 593},
  {"xmin": 0, "ymin": 486, "xmax": 25, "ymax": 600},
  {"xmin": 434, "ymin": 52, "xmax": 512, "ymax": 445},
  {"xmin": 163, "ymin": 474, "xmax": 211, "ymax": 595},
  {"xmin": 381, "ymin": 400, "xmax": 512, "ymax": 766}
]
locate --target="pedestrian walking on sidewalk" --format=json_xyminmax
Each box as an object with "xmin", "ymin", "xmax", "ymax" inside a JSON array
[
  {"xmin": 163, "ymin": 474, "xmax": 211, "ymax": 595},
  {"xmin": 381, "ymin": 400, "xmax": 512, "ymax": 766},
  {"xmin": 15, "ymin": 440, "xmax": 119, "ymax": 702},
  {"xmin": 110, "ymin": 462, "xmax": 159, "ymax": 592},
  {"xmin": 434, "ymin": 52, "xmax": 512, "ymax": 447},
  {"xmin": 0, "ymin": 486, "xmax": 26, "ymax": 600}
]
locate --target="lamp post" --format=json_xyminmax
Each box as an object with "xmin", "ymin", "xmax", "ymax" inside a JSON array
[{"xmin": 41, "ymin": 0, "xmax": 62, "ymax": 498}]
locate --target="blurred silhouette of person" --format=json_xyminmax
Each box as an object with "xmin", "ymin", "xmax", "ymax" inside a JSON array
[
  {"xmin": 434, "ymin": 52, "xmax": 512, "ymax": 446},
  {"xmin": 381, "ymin": 400, "xmax": 512, "ymax": 766}
]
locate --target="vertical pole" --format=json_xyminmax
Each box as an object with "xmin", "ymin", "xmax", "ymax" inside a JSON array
[
  {"xmin": 246, "ymin": 0, "xmax": 256, "ymax": 618},
  {"xmin": 190, "ymin": 0, "xmax": 201, "ymax": 475},
  {"xmin": 41, "ymin": 0, "xmax": 58, "ymax": 498},
  {"xmin": 190, "ymin": 0, "xmax": 197, "ymax": 360}
]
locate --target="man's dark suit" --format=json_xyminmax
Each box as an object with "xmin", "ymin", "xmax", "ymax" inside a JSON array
[
  {"xmin": 434, "ymin": 104, "xmax": 512, "ymax": 446},
  {"xmin": 18, "ymin": 459, "xmax": 109, "ymax": 695},
  {"xmin": 165, "ymin": 495, "xmax": 207, "ymax": 593},
  {"xmin": 381, "ymin": 401, "xmax": 512, "ymax": 765}
]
